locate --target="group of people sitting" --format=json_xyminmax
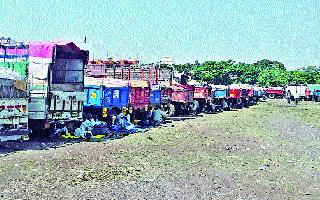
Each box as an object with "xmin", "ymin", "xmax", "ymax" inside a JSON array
[
  {"xmin": 77, "ymin": 104, "xmax": 168, "ymax": 138},
  {"xmin": 66, "ymin": 105, "xmax": 168, "ymax": 139}
]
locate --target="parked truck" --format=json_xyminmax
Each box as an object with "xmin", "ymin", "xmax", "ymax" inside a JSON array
[
  {"xmin": 228, "ymin": 84, "xmax": 243, "ymax": 109},
  {"xmin": 252, "ymin": 86, "xmax": 264, "ymax": 103},
  {"xmin": 307, "ymin": 84, "xmax": 320, "ymax": 101},
  {"xmin": 0, "ymin": 38, "xmax": 30, "ymax": 141},
  {"xmin": 84, "ymin": 77, "xmax": 129, "ymax": 119},
  {"xmin": 285, "ymin": 85, "xmax": 308, "ymax": 102},
  {"xmin": 170, "ymin": 83, "xmax": 195, "ymax": 115},
  {"xmin": 129, "ymin": 80, "xmax": 150, "ymax": 109},
  {"xmin": 264, "ymin": 87, "xmax": 285, "ymax": 99},
  {"xmin": 27, "ymin": 41, "xmax": 88, "ymax": 137},
  {"xmin": 210, "ymin": 85, "xmax": 228, "ymax": 112},
  {"xmin": 187, "ymin": 80, "xmax": 212, "ymax": 113}
]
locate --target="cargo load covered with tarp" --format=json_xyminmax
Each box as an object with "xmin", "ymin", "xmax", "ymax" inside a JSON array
[
  {"xmin": 0, "ymin": 61, "xmax": 28, "ymax": 80},
  {"xmin": 28, "ymin": 41, "xmax": 88, "ymax": 136}
]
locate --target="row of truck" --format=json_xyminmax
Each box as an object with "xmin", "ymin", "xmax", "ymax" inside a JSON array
[
  {"xmin": 0, "ymin": 38, "xmax": 319, "ymax": 142},
  {"xmin": 264, "ymin": 85, "xmax": 320, "ymax": 101}
]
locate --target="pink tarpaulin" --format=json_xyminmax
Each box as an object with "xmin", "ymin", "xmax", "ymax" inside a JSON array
[{"xmin": 28, "ymin": 41, "xmax": 80, "ymax": 58}]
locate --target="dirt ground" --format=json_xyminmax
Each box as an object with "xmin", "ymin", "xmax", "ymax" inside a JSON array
[{"xmin": 1, "ymin": 99, "xmax": 320, "ymax": 199}]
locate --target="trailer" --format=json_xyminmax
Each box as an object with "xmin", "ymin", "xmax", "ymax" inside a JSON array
[
  {"xmin": 27, "ymin": 41, "xmax": 88, "ymax": 138},
  {"xmin": 0, "ymin": 38, "xmax": 30, "ymax": 142}
]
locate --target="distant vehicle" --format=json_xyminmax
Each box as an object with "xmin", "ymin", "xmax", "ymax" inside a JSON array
[
  {"xmin": 285, "ymin": 85, "xmax": 308, "ymax": 101},
  {"xmin": 188, "ymin": 80, "xmax": 212, "ymax": 113},
  {"xmin": 129, "ymin": 80, "xmax": 150, "ymax": 109},
  {"xmin": 210, "ymin": 85, "xmax": 228, "ymax": 111},
  {"xmin": 252, "ymin": 86, "xmax": 264, "ymax": 103},
  {"xmin": 171, "ymin": 83, "xmax": 195, "ymax": 115},
  {"xmin": 264, "ymin": 87, "xmax": 285, "ymax": 99},
  {"xmin": 307, "ymin": 84, "xmax": 320, "ymax": 101}
]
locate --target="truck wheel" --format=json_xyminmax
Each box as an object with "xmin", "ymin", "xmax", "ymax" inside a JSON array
[
  {"xmin": 268, "ymin": 94, "xmax": 275, "ymax": 99},
  {"xmin": 167, "ymin": 104, "xmax": 175, "ymax": 117},
  {"xmin": 191, "ymin": 100, "xmax": 200, "ymax": 113}
]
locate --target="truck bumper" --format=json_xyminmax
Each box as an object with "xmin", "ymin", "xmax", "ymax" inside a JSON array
[{"xmin": 0, "ymin": 129, "xmax": 30, "ymax": 142}]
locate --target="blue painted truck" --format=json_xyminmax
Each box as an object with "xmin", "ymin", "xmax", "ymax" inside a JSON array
[
  {"xmin": 313, "ymin": 90, "xmax": 320, "ymax": 102},
  {"xmin": 213, "ymin": 89, "xmax": 228, "ymax": 99},
  {"xmin": 308, "ymin": 84, "xmax": 320, "ymax": 101},
  {"xmin": 210, "ymin": 85, "xmax": 229, "ymax": 111},
  {"xmin": 84, "ymin": 77, "xmax": 129, "ymax": 118}
]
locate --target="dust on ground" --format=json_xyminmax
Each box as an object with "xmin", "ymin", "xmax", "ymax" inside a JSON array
[{"xmin": 1, "ymin": 99, "xmax": 320, "ymax": 199}]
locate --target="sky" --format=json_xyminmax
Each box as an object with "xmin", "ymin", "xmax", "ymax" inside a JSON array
[{"xmin": 0, "ymin": 0, "xmax": 319, "ymax": 69}]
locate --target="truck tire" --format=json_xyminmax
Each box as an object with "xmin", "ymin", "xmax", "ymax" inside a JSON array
[
  {"xmin": 191, "ymin": 100, "xmax": 200, "ymax": 113},
  {"xmin": 268, "ymin": 93, "xmax": 275, "ymax": 99},
  {"xmin": 166, "ymin": 104, "xmax": 175, "ymax": 117}
]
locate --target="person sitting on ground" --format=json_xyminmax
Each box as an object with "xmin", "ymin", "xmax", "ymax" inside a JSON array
[
  {"xmin": 151, "ymin": 105, "xmax": 167, "ymax": 127},
  {"xmin": 116, "ymin": 106, "xmax": 139, "ymax": 133},
  {"xmin": 136, "ymin": 105, "xmax": 152, "ymax": 128},
  {"xmin": 127, "ymin": 106, "xmax": 135, "ymax": 124},
  {"xmin": 99, "ymin": 107, "xmax": 113, "ymax": 127}
]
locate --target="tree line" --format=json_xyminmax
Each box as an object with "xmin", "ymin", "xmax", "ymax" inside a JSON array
[{"xmin": 173, "ymin": 59, "xmax": 320, "ymax": 87}]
